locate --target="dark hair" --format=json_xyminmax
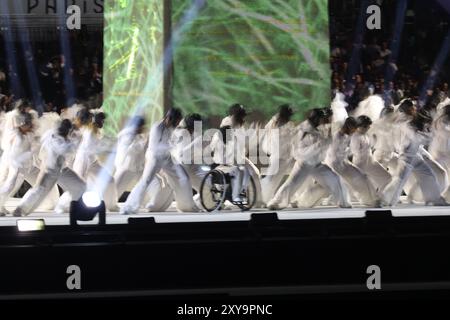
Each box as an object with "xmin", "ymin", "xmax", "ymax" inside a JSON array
[
  {"xmin": 398, "ymin": 99, "xmax": 415, "ymax": 115},
  {"xmin": 410, "ymin": 111, "xmax": 432, "ymax": 132},
  {"xmin": 219, "ymin": 125, "xmax": 232, "ymax": 144},
  {"xmin": 357, "ymin": 115, "xmax": 372, "ymax": 128},
  {"xmin": 15, "ymin": 99, "xmax": 31, "ymax": 113},
  {"xmin": 58, "ymin": 119, "xmax": 73, "ymax": 137},
  {"xmin": 130, "ymin": 115, "xmax": 146, "ymax": 133},
  {"xmin": 306, "ymin": 108, "xmax": 324, "ymax": 128},
  {"xmin": 275, "ymin": 104, "xmax": 294, "ymax": 126},
  {"xmin": 341, "ymin": 116, "xmax": 358, "ymax": 134},
  {"xmin": 184, "ymin": 113, "xmax": 202, "ymax": 133},
  {"xmin": 76, "ymin": 107, "xmax": 93, "ymax": 126},
  {"xmin": 321, "ymin": 107, "xmax": 333, "ymax": 123},
  {"xmin": 380, "ymin": 105, "xmax": 394, "ymax": 118},
  {"xmin": 165, "ymin": 108, "xmax": 183, "ymax": 127},
  {"xmin": 439, "ymin": 105, "xmax": 450, "ymax": 123},
  {"xmin": 228, "ymin": 104, "xmax": 247, "ymax": 126},
  {"xmin": 228, "ymin": 104, "xmax": 246, "ymax": 117},
  {"xmin": 93, "ymin": 112, "xmax": 106, "ymax": 129}
]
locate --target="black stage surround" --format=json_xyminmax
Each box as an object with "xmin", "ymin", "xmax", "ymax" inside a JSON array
[{"xmin": 1, "ymin": 212, "xmax": 450, "ymax": 299}]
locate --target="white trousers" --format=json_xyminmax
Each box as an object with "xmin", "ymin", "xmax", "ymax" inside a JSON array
[
  {"xmin": 122, "ymin": 155, "xmax": 197, "ymax": 213},
  {"xmin": 382, "ymin": 156, "xmax": 444, "ymax": 206},
  {"xmin": 330, "ymin": 160, "xmax": 379, "ymax": 206},
  {"xmin": 354, "ymin": 158, "xmax": 392, "ymax": 192},
  {"xmin": 268, "ymin": 162, "xmax": 351, "ymax": 209},
  {"xmin": 260, "ymin": 158, "xmax": 294, "ymax": 205},
  {"xmin": 15, "ymin": 167, "xmax": 86, "ymax": 216}
]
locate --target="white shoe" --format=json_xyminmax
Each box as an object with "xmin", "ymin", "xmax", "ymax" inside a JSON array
[
  {"xmin": 232, "ymin": 196, "xmax": 243, "ymax": 203},
  {"xmin": 120, "ymin": 206, "xmax": 136, "ymax": 215},
  {"xmin": 54, "ymin": 207, "xmax": 65, "ymax": 215}
]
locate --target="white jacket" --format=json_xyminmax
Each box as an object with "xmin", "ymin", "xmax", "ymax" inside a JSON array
[
  {"xmin": 261, "ymin": 116, "xmax": 295, "ymax": 159},
  {"xmin": 292, "ymin": 121, "xmax": 331, "ymax": 165},
  {"xmin": 353, "ymin": 94, "xmax": 384, "ymax": 121},
  {"xmin": 115, "ymin": 126, "xmax": 148, "ymax": 172},
  {"xmin": 39, "ymin": 130, "xmax": 76, "ymax": 171}
]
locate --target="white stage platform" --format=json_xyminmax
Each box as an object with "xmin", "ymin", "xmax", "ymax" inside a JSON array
[{"xmin": 1, "ymin": 198, "xmax": 450, "ymax": 227}]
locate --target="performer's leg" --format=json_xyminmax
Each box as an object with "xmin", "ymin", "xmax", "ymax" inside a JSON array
[
  {"xmin": 162, "ymin": 161, "xmax": 198, "ymax": 212},
  {"xmin": 122, "ymin": 157, "xmax": 161, "ymax": 214}
]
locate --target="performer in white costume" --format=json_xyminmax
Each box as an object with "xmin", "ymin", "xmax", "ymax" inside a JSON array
[
  {"xmin": 121, "ymin": 108, "xmax": 198, "ymax": 214},
  {"xmin": 260, "ymin": 105, "xmax": 296, "ymax": 205},
  {"xmin": 352, "ymin": 88, "xmax": 385, "ymax": 121},
  {"xmin": 268, "ymin": 108, "xmax": 352, "ymax": 209},
  {"xmin": 382, "ymin": 113, "xmax": 448, "ymax": 206},
  {"xmin": 13, "ymin": 120, "xmax": 86, "ymax": 216},
  {"xmin": 351, "ymin": 115, "xmax": 392, "ymax": 192},
  {"xmin": 325, "ymin": 117, "xmax": 380, "ymax": 206},
  {"xmin": 72, "ymin": 112, "xmax": 119, "ymax": 211},
  {"xmin": 0, "ymin": 113, "xmax": 39, "ymax": 215}
]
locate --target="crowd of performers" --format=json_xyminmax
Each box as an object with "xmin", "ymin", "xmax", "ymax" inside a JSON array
[{"xmin": 0, "ymin": 89, "xmax": 450, "ymax": 217}]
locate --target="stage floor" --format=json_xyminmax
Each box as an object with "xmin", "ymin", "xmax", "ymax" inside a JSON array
[{"xmin": 1, "ymin": 198, "xmax": 450, "ymax": 227}]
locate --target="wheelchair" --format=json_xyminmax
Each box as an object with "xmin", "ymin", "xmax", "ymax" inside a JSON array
[{"xmin": 199, "ymin": 167, "xmax": 257, "ymax": 212}]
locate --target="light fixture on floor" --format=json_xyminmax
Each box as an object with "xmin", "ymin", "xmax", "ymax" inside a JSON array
[
  {"xmin": 17, "ymin": 219, "xmax": 45, "ymax": 232},
  {"xmin": 70, "ymin": 191, "xmax": 106, "ymax": 226}
]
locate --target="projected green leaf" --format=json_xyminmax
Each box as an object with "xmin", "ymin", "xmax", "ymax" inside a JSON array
[
  {"xmin": 172, "ymin": 0, "xmax": 330, "ymax": 122},
  {"xmin": 103, "ymin": 0, "xmax": 164, "ymax": 136},
  {"xmin": 104, "ymin": 0, "xmax": 330, "ymax": 135}
]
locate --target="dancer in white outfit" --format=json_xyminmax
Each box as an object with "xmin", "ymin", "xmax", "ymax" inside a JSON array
[
  {"xmin": 351, "ymin": 115, "xmax": 392, "ymax": 192},
  {"xmin": 13, "ymin": 120, "xmax": 86, "ymax": 216},
  {"xmin": 260, "ymin": 105, "xmax": 296, "ymax": 205},
  {"xmin": 114, "ymin": 116, "xmax": 148, "ymax": 198},
  {"xmin": 72, "ymin": 112, "xmax": 119, "ymax": 211},
  {"xmin": 114, "ymin": 116, "xmax": 174, "ymax": 212},
  {"xmin": 353, "ymin": 88, "xmax": 385, "ymax": 122},
  {"xmin": 382, "ymin": 112, "xmax": 448, "ymax": 206},
  {"xmin": 268, "ymin": 108, "xmax": 351, "ymax": 209},
  {"xmin": 0, "ymin": 113, "xmax": 39, "ymax": 215},
  {"xmin": 121, "ymin": 108, "xmax": 198, "ymax": 214},
  {"xmin": 325, "ymin": 117, "xmax": 380, "ymax": 206},
  {"xmin": 220, "ymin": 104, "xmax": 262, "ymax": 205}
]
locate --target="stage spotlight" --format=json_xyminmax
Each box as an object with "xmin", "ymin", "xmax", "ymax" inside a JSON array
[
  {"xmin": 82, "ymin": 191, "xmax": 102, "ymax": 208},
  {"xmin": 70, "ymin": 192, "xmax": 106, "ymax": 226},
  {"xmin": 17, "ymin": 219, "xmax": 45, "ymax": 232}
]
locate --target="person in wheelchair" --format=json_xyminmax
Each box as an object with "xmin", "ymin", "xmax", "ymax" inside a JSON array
[{"xmin": 207, "ymin": 125, "xmax": 251, "ymax": 204}]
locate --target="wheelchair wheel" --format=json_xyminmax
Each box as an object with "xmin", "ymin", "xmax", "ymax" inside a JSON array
[
  {"xmin": 236, "ymin": 176, "xmax": 257, "ymax": 211},
  {"xmin": 200, "ymin": 169, "xmax": 228, "ymax": 212}
]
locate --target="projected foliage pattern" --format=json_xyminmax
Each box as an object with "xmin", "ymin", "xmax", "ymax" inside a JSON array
[
  {"xmin": 103, "ymin": 0, "xmax": 164, "ymax": 135},
  {"xmin": 172, "ymin": 0, "xmax": 330, "ymax": 121},
  {"xmin": 104, "ymin": 0, "xmax": 330, "ymax": 134}
]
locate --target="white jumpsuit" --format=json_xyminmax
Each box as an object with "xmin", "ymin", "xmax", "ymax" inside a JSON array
[
  {"xmin": 350, "ymin": 131, "xmax": 392, "ymax": 192},
  {"xmin": 382, "ymin": 123, "xmax": 446, "ymax": 206},
  {"xmin": 114, "ymin": 126, "xmax": 174, "ymax": 212},
  {"xmin": 72, "ymin": 127, "xmax": 119, "ymax": 211},
  {"xmin": 325, "ymin": 131, "xmax": 379, "ymax": 206},
  {"xmin": 0, "ymin": 128, "xmax": 39, "ymax": 215},
  {"xmin": 267, "ymin": 121, "xmax": 351, "ymax": 209},
  {"xmin": 260, "ymin": 116, "xmax": 296, "ymax": 204},
  {"xmin": 13, "ymin": 130, "xmax": 86, "ymax": 216},
  {"xmin": 208, "ymin": 128, "xmax": 251, "ymax": 202},
  {"xmin": 331, "ymin": 92, "xmax": 349, "ymax": 133},
  {"xmin": 352, "ymin": 94, "xmax": 385, "ymax": 121},
  {"xmin": 121, "ymin": 121, "xmax": 198, "ymax": 214}
]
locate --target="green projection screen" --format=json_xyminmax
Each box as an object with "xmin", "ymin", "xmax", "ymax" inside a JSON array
[
  {"xmin": 104, "ymin": 1, "xmax": 330, "ymax": 134},
  {"xmin": 172, "ymin": 0, "xmax": 330, "ymax": 122},
  {"xmin": 103, "ymin": 0, "xmax": 164, "ymax": 135}
]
